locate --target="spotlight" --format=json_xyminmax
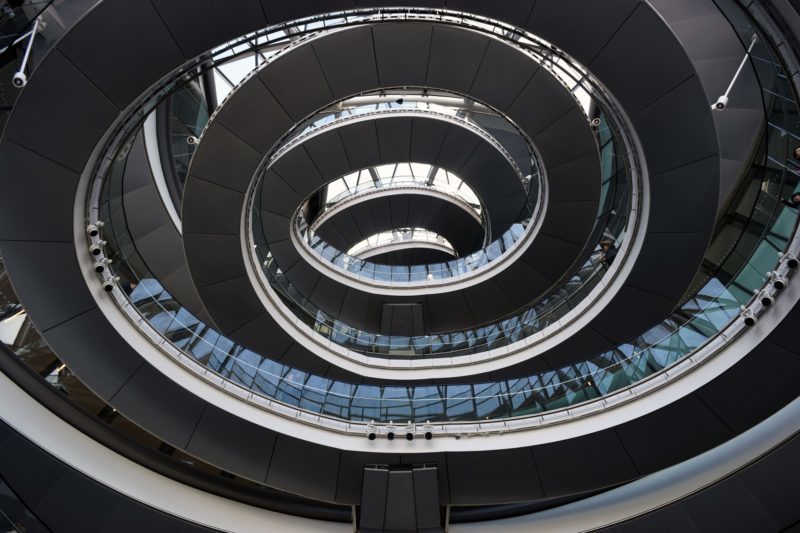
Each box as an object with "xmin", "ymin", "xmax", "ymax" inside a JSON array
[
  {"xmin": 759, "ymin": 291, "xmax": 774, "ymax": 308},
  {"xmin": 102, "ymin": 277, "xmax": 118, "ymax": 292},
  {"xmin": 187, "ymin": 136, "xmax": 199, "ymax": 145},
  {"xmin": 93, "ymin": 259, "xmax": 111, "ymax": 273},
  {"xmin": 11, "ymin": 71, "xmax": 26, "ymax": 88},
  {"xmin": 590, "ymin": 117, "xmax": 601, "ymax": 127},
  {"xmin": 386, "ymin": 423, "xmax": 396, "ymax": 441},
  {"xmin": 741, "ymin": 307, "xmax": 758, "ymax": 327},
  {"xmin": 89, "ymin": 241, "xmax": 106, "ymax": 256},
  {"xmin": 772, "ymin": 273, "xmax": 789, "ymax": 290},
  {"xmin": 712, "ymin": 95, "xmax": 729, "ymax": 110},
  {"xmin": 786, "ymin": 254, "xmax": 799, "ymax": 270},
  {"xmin": 366, "ymin": 422, "xmax": 377, "ymax": 441},
  {"xmin": 86, "ymin": 222, "xmax": 103, "ymax": 237},
  {"xmin": 423, "ymin": 421, "xmax": 433, "ymax": 441},
  {"xmin": 405, "ymin": 423, "xmax": 415, "ymax": 441}
]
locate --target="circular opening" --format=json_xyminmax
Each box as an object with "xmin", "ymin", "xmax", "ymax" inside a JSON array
[
  {"xmin": 405, "ymin": 432, "xmax": 414, "ymax": 441},
  {"xmin": 386, "ymin": 432, "xmax": 395, "ymax": 441}
]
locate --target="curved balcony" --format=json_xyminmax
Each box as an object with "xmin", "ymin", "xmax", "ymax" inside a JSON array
[{"xmin": 81, "ymin": 9, "xmax": 797, "ymax": 428}]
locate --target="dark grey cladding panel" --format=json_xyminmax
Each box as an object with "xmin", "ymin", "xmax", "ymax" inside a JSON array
[
  {"xmin": 372, "ymin": 23, "xmax": 432, "ymax": 87},
  {"xmin": 521, "ymin": 234, "xmax": 579, "ymax": 280},
  {"xmin": 181, "ymin": 178, "xmax": 244, "ymax": 235},
  {"xmin": 486, "ymin": 192, "xmax": 527, "ymax": 227},
  {"xmin": 546, "ymin": 153, "xmax": 603, "ymax": 203},
  {"xmin": 322, "ymin": 219, "xmax": 357, "ymax": 250},
  {"xmin": 649, "ymin": 157, "xmax": 718, "ymax": 233},
  {"xmin": 446, "ymin": 448, "xmax": 543, "ymax": 504},
  {"xmin": 330, "ymin": 210, "xmax": 364, "ymax": 246},
  {"xmin": 122, "ymin": 133, "xmax": 162, "ymax": 238},
  {"xmin": 186, "ymin": 404, "xmax": 276, "ymax": 482},
  {"xmin": 494, "ymin": 261, "xmax": 554, "ymax": 309},
  {"xmin": 376, "ymin": 117, "xmax": 413, "ymax": 164},
  {"xmin": 445, "ymin": 0, "xmax": 533, "ymax": 27},
  {"xmin": 409, "ymin": 118, "xmax": 449, "ymax": 162},
  {"xmin": 398, "ymin": 453, "xmax": 450, "ymax": 503},
  {"xmin": 271, "ymin": 147, "xmax": 324, "ymax": 198},
  {"xmin": 763, "ymin": 304, "xmax": 800, "ymax": 353},
  {"xmin": 479, "ymin": 167, "xmax": 526, "ymax": 205},
  {"xmin": 183, "ymin": 233, "xmax": 246, "ymax": 287},
  {"xmin": 336, "ymin": 452, "xmax": 402, "ymax": 504},
  {"xmin": 539, "ymin": 200, "xmax": 598, "ymax": 245},
  {"xmin": 230, "ymin": 313, "xmax": 294, "ymax": 357},
  {"xmin": 632, "ymin": 77, "xmax": 718, "ymax": 175},
  {"xmin": 258, "ymin": 44, "xmax": 333, "ymax": 121},
  {"xmin": 269, "ymin": 239, "xmax": 302, "ymax": 272},
  {"xmin": 534, "ymin": 431, "xmax": 638, "ymax": 497},
  {"xmin": 370, "ymin": 197, "xmax": 393, "ymax": 231},
  {"xmin": 284, "ymin": 260, "xmax": 322, "ymax": 296},
  {"xmin": 388, "ymin": 195, "xmax": 411, "ymax": 228},
  {"xmin": 259, "ymin": 0, "xmax": 354, "ymax": 24},
  {"xmin": 215, "ymin": 79, "xmax": 293, "ymax": 154},
  {"xmin": 196, "ymin": 277, "xmax": 264, "ymax": 334},
  {"xmin": 740, "ymin": 436, "xmax": 800, "ymax": 530},
  {"xmin": 278, "ymin": 342, "xmax": 332, "ymax": 376},
  {"xmin": 508, "ymin": 70, "xmax": 577, "ymax": 138},
  {"xmin": 340, "ymin": 121, "xmax": 381, "ymax": 170},
  {"xmin": 4, "ymin": 50, "xmax": 118, "ymax": 173},
  {"xmin": 161, "ymin": 263, "xmax": 216, "ymax": 327},
  {"xmin": 533, "ymin": 107, "xmax": 597, "ymax": 169},
  {"xmin": 260, "ymin": 210, "xmax": 291, "ymax": 242},
  {"xmin": 470, "ymin": 41, "xmax": 538, "ymax": 111},
  {"xmin": 41, "ymin": 308, "xmax": 143, "ymax": 400},
  {"xmin": 0, "ymin": 241, "xmax": 95, "ymax": 332},
  {"xmin": 339, "ymin": 295, "xmax": 387, "ymax": 338},
  {"xmin": 313, "ymin": 26, "xmax": 379, "ymax": 100},
  {"xmin": 710, "ymin": 83, "xmax": 762, "ymax": 162},
  {"xmin": 437, "ymin": 126, "xmax": 481, "ymax": 172},
  {"xmin": 57, "ymin": 1, "xmax": 185, "ymax": 108},
  {"xmin": 36, "ymin": 470, "xmax": 122, "ymax": 531},
  {"xmin": 360, "ymin": 468, "xmax": 389, "ymax": 530},
  {"xmin": 310, "ymin": 277, "xmax": 347, "ymax": 317},
  {"xmin": 190, "ymin": 124, "xmax": 264, "ymax": 193},
  {"xmin": 589, "ymin": 5, "xmax": 696, "ymax": 115},
  {"xmin": 459, "ymin": 143, "xmax": 507, "ymax": 189},
  {"xmin": 585, "ymin": 285, "xmax": 677, "ymax": 348},
  {"xmin": 684, "ymin": 478, "xmax": 781, "ymax": 532},
  {"xmin": 427, "ymin": 25, "xmax": 490, "ymax": 93},
  {"xmin": 0, "ymin": 423, "xmax": 217, "ymax": 532},
  {"xmin": 462, "ymin": 279, "xmax": 516, "ymax": 325},
  {"xmin": 626, "ymin": 232, "xmax": 711, "ymax": 301},
  {"xmin": 260, "ymin": 171, "xmax": 302, "ymax": 218},
  {"xmin": 153, "ymin": 0, "xmax": 268, "ymax": 58},
  {"xmin": 134, "ymin": 222, "xmax": 188, "ymax": 282},
  {"xmin": 111, "ymin": 363, "xmax": 206, "ymax": 449},
  {"xmin": 0, "ymin": 141, "xmax": 78, "ymax": 242},
  {"xmin": 302, "ymin": 131, "xmax": 353, "ymax": 182},
  {"xmin": 616, "ymin": 394, "xmax": 735, "ymax": 475},
  {"xmin": 340, "ymin": 289, "xmax": 370, "ymax": 330},
  {"xmin": 527, "ymin": 0, "xmax": 641, "ymax": 66},
  {"xmin": 697, "ymin": 342, "xmax": 800, "ymax": 434},
  {"xmin": 0, "ymin": 430, "xmax": 67, "ymax": 509},
  {"xmin": 424, "ymin": 291, "xmax": 475, "ymax": 332},
  {"xmin": 105, "ymin": 501, "xmax": 218, "ymax": 533},
  {"xmin": 267, "ymin": 436, "xmax": 341, "ymax": 502}
]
